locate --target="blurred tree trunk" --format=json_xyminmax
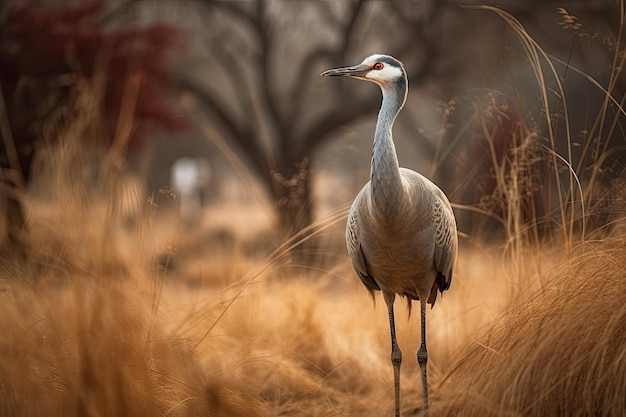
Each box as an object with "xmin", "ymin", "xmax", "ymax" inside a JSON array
[
  {"xmin": 0, "ymin": 177, "xmax": 27, "ymax": 258},
  {"xmin": 0, "ymin": 82, "xmax": 32, "ymax": 258},
  {"xmin": 271, "ymin": 157, "xmax": 311, "ymax": 239}
]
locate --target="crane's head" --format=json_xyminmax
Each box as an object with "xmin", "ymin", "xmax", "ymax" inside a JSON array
[{"xmin": 321, "ymin": 54, "xmax": 406, "ymax": 90}]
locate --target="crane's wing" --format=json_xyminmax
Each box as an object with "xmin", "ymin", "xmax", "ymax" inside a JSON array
[
  {"xmin": 346, "ymin": 198, "xmax": 380, "ymax": 294},
  {"xmin": 432, "ymin": 190, "xmax": 458, "ymax": 293}
]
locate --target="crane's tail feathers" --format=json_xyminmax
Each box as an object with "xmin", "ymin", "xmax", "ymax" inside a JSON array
[{"xmin": 367, "ymin": 288, "xmax": 377, "ymax": 305}]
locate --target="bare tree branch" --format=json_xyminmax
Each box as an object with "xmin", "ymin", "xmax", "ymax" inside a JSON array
[
  {"xmin": 97, "ymin": 0, "xmax": 141, "ymax": 26},
  {"xmin": 175, "ymin": 74, "xmax": 272, "ymax": 186},
  {"xmin": 286, "ymin": 46, "xmax": 335, "ymax": 124},
  {"xmin": 338, "ymin": 0, "xmax": 366, "ymax": 62},
  {"xmin": 299, "ymin": 96, "xmax": 380, "ymax": 159},
  {"xmin": 200, "ymin": 11, "xmax": 255, "ymax": 133},
  {"xmin": 286, "ymin": 1, "xmax": 367, "ymax": 142},
  {"xmin": 198, "ymin": 0, "xmax": 257, "ymax": 29},
  {"xmin": 252, "ymin": 0, "xmax": 285, "ymax": 148}
]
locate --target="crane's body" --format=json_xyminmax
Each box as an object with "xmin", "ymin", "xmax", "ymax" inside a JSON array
[
  {"xmin": 322, "ymin": 54, "xmax": 458, "ymax": 417},
  {"xmin": 348, "ymin": 169, "xmax": 455, "ymax": 304}
]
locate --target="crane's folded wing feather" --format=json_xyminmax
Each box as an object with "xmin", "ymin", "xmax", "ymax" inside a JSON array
[
  {"xmin": 346, "ymin": 202, "xmax": 380, "ymax": 292},
  {"xmin": 432, "ymin": 192, "xmax": 458, "ymax": 291}
]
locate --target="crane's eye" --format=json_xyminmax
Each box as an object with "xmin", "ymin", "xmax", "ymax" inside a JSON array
[{"xmin": 373, "ymin": 62, "xmax": 384, "ymax": 70}]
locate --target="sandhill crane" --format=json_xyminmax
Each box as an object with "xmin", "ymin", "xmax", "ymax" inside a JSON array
[{"xmin": 322, "ymin": 54, "xmax": 458, "ymax": 417}]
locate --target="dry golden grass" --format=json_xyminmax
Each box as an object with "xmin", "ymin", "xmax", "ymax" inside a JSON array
[
  {"xmin": 437, "ymin": 239, "xmax": 626, "ymax": 417},
  {"xmin": 5, "ymin": 185, "xmax": 624, "ymax": 416},
  {"xmin": 3, "ymin": 101, "xmax": 626, "ymax": 416}
]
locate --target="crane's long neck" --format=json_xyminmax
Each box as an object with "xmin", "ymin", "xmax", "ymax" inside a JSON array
[{"xmin": 370, "ymin": 84, "xmax": 406, "ymax": 214}]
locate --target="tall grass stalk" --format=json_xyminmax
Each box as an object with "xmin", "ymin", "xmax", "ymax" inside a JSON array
[{"xmin": 466, "ymin": 5, "xmax": 585, "ymax": 253}]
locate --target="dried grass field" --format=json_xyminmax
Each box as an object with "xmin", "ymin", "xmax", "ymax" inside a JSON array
[{"xmin": 1, "ymin": 183, "xmax": 626, "ymax": 417}]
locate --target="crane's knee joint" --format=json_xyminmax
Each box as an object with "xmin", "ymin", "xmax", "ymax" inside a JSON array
[
  {"xmin": 417, "ymin": 346, "xmax": 428, "ymax": 366},
  {"xmin": 391, "ymin": 347, "xmax": 402, "ymax": 366}
]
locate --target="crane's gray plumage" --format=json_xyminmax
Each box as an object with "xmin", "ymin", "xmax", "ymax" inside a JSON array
[{"xmin": 322, "ymin": 54, "xmax": 458, "ymax": 417}]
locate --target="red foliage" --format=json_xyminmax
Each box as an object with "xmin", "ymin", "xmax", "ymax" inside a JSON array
[{"xmin": 0, "ymin": 0, "xmax": 187, "ymax": 176}]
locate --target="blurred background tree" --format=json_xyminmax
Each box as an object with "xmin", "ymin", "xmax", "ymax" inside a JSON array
[
  {"xmin": 174, "ymin": 0, "xmax": 456, "ymax": 239},
  {"xmin": 172, "ymin": 0, "xmax": 624, "ymax": 244}
]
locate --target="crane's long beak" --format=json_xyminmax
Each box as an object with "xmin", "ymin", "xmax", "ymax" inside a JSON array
[{"xmin": 321, "ymin": 64, "xmax": 370, "ymax": 77}]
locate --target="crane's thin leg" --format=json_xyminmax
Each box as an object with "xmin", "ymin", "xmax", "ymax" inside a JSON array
[
  {"xmin": 386, "ymin": 299, "xmax": 402, "ymax": 417},
  {"xmin": 417, "ymin": 300, "xmax": 429, "ymax": 417}
]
